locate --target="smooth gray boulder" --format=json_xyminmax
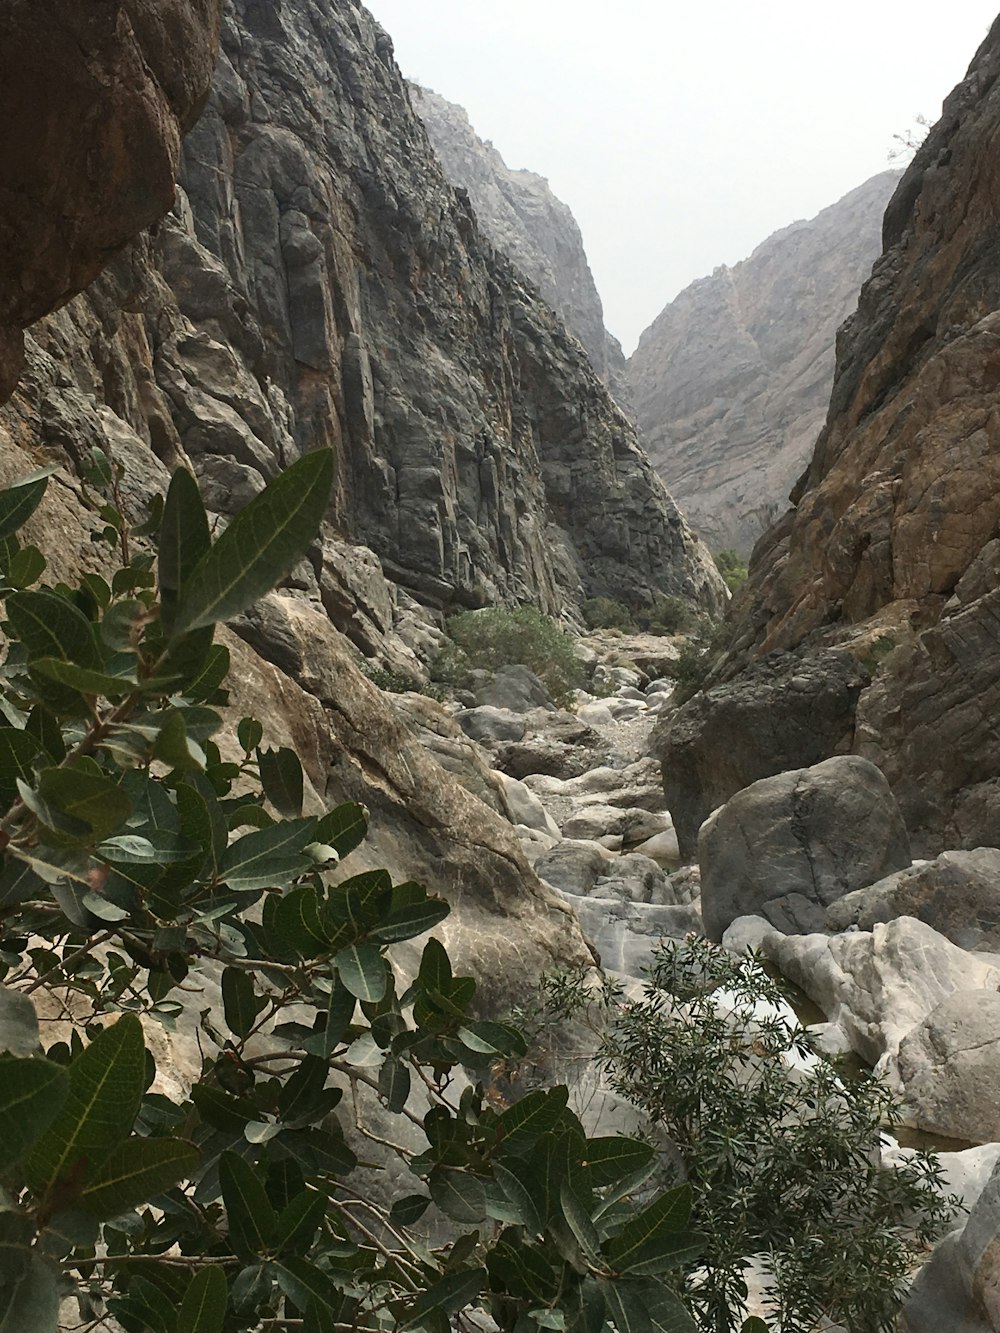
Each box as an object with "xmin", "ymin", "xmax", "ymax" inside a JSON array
[
  {"xmin": 454, "ymin": 706, "xmax": 526, "ymax": 746},
  {"xmin": 827, "ymin": 848, "xmax": 1000, "ymax": 951},
  {"xmin": 534, "ymin": 841, "xmax": 614, "ymax": 897},
  {"xmin": 898, "ymin": 991, "xmax": 1000, "ymax": 1144},
  {"xmin": 699, "ymin": 755, "xmax": 911, "ymax": 940},
  {"xmin": 474, "ymin": 665, "xmax": 555, "ymax": 713},
  {"xmin": 570, "ymin": 897, "xmax": 702, "ymax": 977}
]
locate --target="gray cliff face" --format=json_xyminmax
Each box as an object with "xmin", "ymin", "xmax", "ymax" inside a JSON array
[
  {"xmin": 411, "ymin": 86, "xmax": 630, "ymax": 407},
  {"xmin": 163, "ymin": 2, "xmax": 722, "ymax": 617},
  {"xmin": 628, "ymin": 172, "xmax": 900, "ymax": 554}
]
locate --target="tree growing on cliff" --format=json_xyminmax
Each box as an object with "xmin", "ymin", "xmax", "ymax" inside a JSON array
[{"xmin": 0, "ymin": 457, "xmax": 729, "ymax": 1333}]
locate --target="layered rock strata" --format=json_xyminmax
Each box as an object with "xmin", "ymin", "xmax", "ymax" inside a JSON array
[
  {"xmin": 628, "ymin": 172, "xmax": 899, "ymax": 554},
  {"xmin": 412, "ymin": 86, "xmax": 629, "ymax": 401},
  {"xmin": 658, "ymin": 19, "xmax": 1000, "ymax": 854}
]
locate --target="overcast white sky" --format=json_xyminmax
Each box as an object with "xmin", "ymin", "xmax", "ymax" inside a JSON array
[{"xmin": 364, "ymin": 1, "xmax": 998, "ymax": 353}]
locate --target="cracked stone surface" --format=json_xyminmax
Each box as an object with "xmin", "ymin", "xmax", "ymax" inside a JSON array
[{"xmin": 899, "ymin": 990, "xmax": 1000, "ymax": 1144}]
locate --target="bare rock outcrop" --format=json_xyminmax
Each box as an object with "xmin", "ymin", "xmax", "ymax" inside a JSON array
[
  {"xmin": 0, "ymin": 0, "xmax": 224, "ymax": 400},
  {"xmin": 628, "ymin": 172, "xmax": 899, "ymax": 553},
  {"xmin": 659, "ymin": 19, "xmax": 1000, "ymax": 854},
  {"xmin": 412, "ymin": 86, "xmax": 629, "ymax": 402}
]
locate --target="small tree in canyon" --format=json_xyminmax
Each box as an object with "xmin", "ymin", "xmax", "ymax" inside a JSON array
[{"xmin": 0, "ymin": 457, "xmax": 723, "ymax": 1333}]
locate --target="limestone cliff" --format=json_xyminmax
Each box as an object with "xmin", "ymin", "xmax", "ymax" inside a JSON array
[
  {"xmin": 656, "ymin": 18, "xmax": 1000, "ymax": 856},
  {"xmin": 628, "ymin": 172, "xmax": 899, "ymax": 554},
  {"xmin": 411, "ymin": 86, "xmax": 629, "ymax": 403}
]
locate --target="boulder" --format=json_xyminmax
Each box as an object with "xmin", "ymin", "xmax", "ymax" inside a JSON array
[
  {"xmin": 534, "ymin": 841, "xmax": 615, "ymax": 897},
  {"xmin": 590, "ymin": 854, "xmax": 679, "ymax": 906},
  {"xmin": 497, "ymin": 773, "xmax": 561, "ymax": 840},
  {"xmin": 827, "ymin": 849, "xmax": 1000, "ymax": 951},
  {"xmin": 562, "ymin": 804, "xmax": 671, "ymax": 846},
  {"xmin": 721, "ymin": 915, "xmax": 774, "ymax": 956},
  {"xmin": 762, "ymin": 917, "xmax": 1000, "ymax": 1073},
  {"xmin": 569, "ymin": 897, "xmax": 703, "ymax": 978},
  {"xmin": 652, "ymin": 649, "xmax": 869, "ymax": 860},
  {"xmin": 632, "ymin": 827, "xmax": 681, "ymax": 865},
  {"xmin": 454, "ymin": 706, "xmax": 526, "ymax": 746},
  {"xmin": 898, "ymin": 991, "xmax": 1000, "ymax": 1143},
  {"xmin": 474, "ymin": 665, "xmax": 555, "ymax": 713},
  {"xmin": 901, "ymin": 1157, "xmax": 1000, "ymax": 1333},
  {"xmin": 699, "ymin": 755, "xmax": 911, "ymax": 940}
]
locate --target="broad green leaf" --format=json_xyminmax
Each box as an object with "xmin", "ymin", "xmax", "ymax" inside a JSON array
[
  {"xmin": 273, "ymin": 1257, "xmax": 340, "ymax": 1316},
  {"xmin": 26, "ymin": 1013, "xmax": 146, "ymax": 1197},
  {"xmin": 79, "ymin": 1137, "xmax": 198, "ymax": 1218},
  {"xmin": 487, "ymin": 1239, "xmax": 557, "ymax": 1303},
  {"xmin": 0, "ymin": 986, "xmax": 40, "ymax": 1056},
  {"xmin": 176, "ymin": 1267, "xmax": 228, "ymax": 1333},
  {"xmin": 219, "ymin": 1151, "xmax": 277, "ymax": 1258},
  {"xmin": 560, "ymin": 1179, "xmax": 602, "ymax": 1263},
  {"xmin": 402, "ymin": 1267, "xmax": 486, "ymax": 1328},
  {"xmin": 303, "ymin": 1300, "xmax": 339, "ymax": 1333},
  {"xmin": 237, "ymin": 717, "xmax": 264, "ymax": 753},
  {"xmin": 0, "ymin": 1252, "xmax": 58, "ymax": 1333},
  {"xmin": 275, "ymin": 1189, "xmax": 326, "ymax": 1256},
  {"xmin": 581, "ymin": 1137, "xmax": 656, "ymax": 1189},
  {"xmin": 313, "ymin": 801, "xmax": 367, "ymax": 858},
  {"xmin": 458, "ymin": 1021, "xmax": 527, "ymax": 1059},
  {"xmin": 0, "ymin": 1213, "xmax": 32, "ymax": 1285},
  {"xmin": 31, "ymin": 658, "xmax": 145, "ymax": 698},
  {"xmin": 606, "ymin": 1185, "xmax": 693, "ymax": 1273},
  {"xmin": 0, "ymin": 1057, "xmax": 69, "ymax": 1171},
  {"xmin": 170, "ymin": 450, "xmax": 334, "ymax": 635},
  {"xmin": 601, "ymin": 1279, "xmax": 655, "ymax": 1333},
  {"xmin": 30, "ymin": 766, "xmax": 132, "ymax": 846},
  {"xmin": 158, "ymin": 468, "xmax": 211, "ymax": 634},
  {"xmin": 370, "ymin": 893, "xmax": 450, "ymax": 945},
  {"xmin": 190, "ymin": 1085, "xmax": 257, "ymax": 1134},
  {"xmin": 5, "ymin": 545, "xmax": 45, "ymax": 589},
  {"xmin": 5, "ymin": 588, "xmax": 101, "ymax": 668},
  {"xmin": 418, "ymin": 937, "xmax": 452, "ymax": 992},
  {"xmin": 495, "ymin": 1087, "xmax": 570, "ymax": 1150},
  {"xmin": 428, "ymin": 1167, "xmax": 486, "ymax": 1223},
  {"xmin": 314, "ymin": 979, "xmax": 355, "ymax": 1055},
  {"xmin": 219, "ymin": 817, "xmax": 318, "ymax": 890},
  {"xmin": 0, "ymin": 466, "xmax": 59, "ymax": 541},
  {"xmin": 272, "ymin": 886, "xmax": 332, "ymax": 959},
  {"xmin": 493, "ymin": 1162, "xmax": 542, "ymax": 1233},
  {"xmin": 277, "ymin": 1056, "xmax": 339, "ymax": 1124},
  {"xmin": 378, "ymin": 1056, "xmax": 410, "ymax": 1113},
  {"xmin": 0, "ymin": 727, "xmax": 42, "ymax": 807},
  {"xmin": 390, "ymin": 1194, "xmax": 431, "ymax": 1227},
  {"xmin": 259, "ymin": 746, "xmax": 304, "ymax": 817},
  {"xmin": 222, "ymin": 967, "xmax": 264, "ymax": 1039},
  {"xmin": 336, "ymin": 942, "xmax": 388, "ymax": 1003},
  {"xmin": 740, "ymin": 1321, "xmax": 770, "ymax": 1333}
]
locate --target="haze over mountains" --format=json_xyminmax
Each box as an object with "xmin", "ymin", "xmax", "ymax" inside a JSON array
[{"xmin": 414, "ymin": 85, "xmax": 899, "ymax": 555}]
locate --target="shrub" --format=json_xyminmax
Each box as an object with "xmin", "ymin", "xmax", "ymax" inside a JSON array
[
  {"xmin": 0, "ymin": 459, "xmax": 711, "ymax": 1333},
  {"xmin": 581, "ymin": 597, "xmax": 635, "ymax": 632},
  {"xmin": 634, "ymin": 595, "xmax": 695, "ymax": 636},
  {"xmin": 599, "ymin": 939, "xmax": 956, "ymax": 1333},
  {"xmin": 714, "ymin": 549, "xmax": 748, "ymax": 595},
  {"xmin": 444, "ymin": 606, "xmax": 586, "ymax": 706}
]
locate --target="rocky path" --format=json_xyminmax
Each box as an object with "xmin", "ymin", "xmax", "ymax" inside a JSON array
[{"xmin": 395, "ymin": 627, "xmax": 1000, "ymax": 1330}]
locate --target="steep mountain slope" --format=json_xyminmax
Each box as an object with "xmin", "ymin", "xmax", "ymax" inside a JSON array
[
  {"xmin": 411, "ymin": 86, "xmax": 630, "ymax": 405},
  {"xmin": 656, "ymin": 18, "xmax": 1000, "ymax": 856},
  {"xmin": 629, "ymin": 172, "xmax": 900, "ymax": 553}
]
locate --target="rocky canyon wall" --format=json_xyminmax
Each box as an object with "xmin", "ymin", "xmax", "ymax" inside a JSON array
[
  {"xmin": 657, "ymin": 18, "xmax": 1000, "ymax": 857},
  {"xmin": 411, "ymin": 86, "xmax": 629, "ymax": 404},
  {"xmin": 628, "ymin": 172, "xmax": 899, "ymax": 554}
]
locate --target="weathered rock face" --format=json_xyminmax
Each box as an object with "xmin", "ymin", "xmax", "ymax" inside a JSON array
[
  {"xmin": 628, "ymin": 172, "xmax": 898, "ymax": 554},
  {"xmin": 164, "ymin": 2, "xmax": 722, "ymax": 617},
  {"xmin": 664, "ymin": 19, "xmax": 1000, "ymax": 853},
  {"xmin": 411, "ymin": 87, "xmax": 628, "ymax": 401},
  {"xmin": 0, "ymin": 0, "xmax": 224, "ymax": 401}
]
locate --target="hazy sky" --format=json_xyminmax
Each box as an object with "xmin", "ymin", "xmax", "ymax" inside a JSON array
[{"xmin": 364, "ymin": 1, "xmax": 998, "ymax": 353}]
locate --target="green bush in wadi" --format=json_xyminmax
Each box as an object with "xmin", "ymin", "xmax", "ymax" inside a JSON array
[
  {"xmin": 515, "ymin": 941, "xmax": 955, "ymax": 1333},
  {"xmin": 444, "ymin": 607, "xmax": 586, "ymax": 706},
  {"xmin": 0, "ymin": 454, "xmax": 747, "ymax": 1333}
]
